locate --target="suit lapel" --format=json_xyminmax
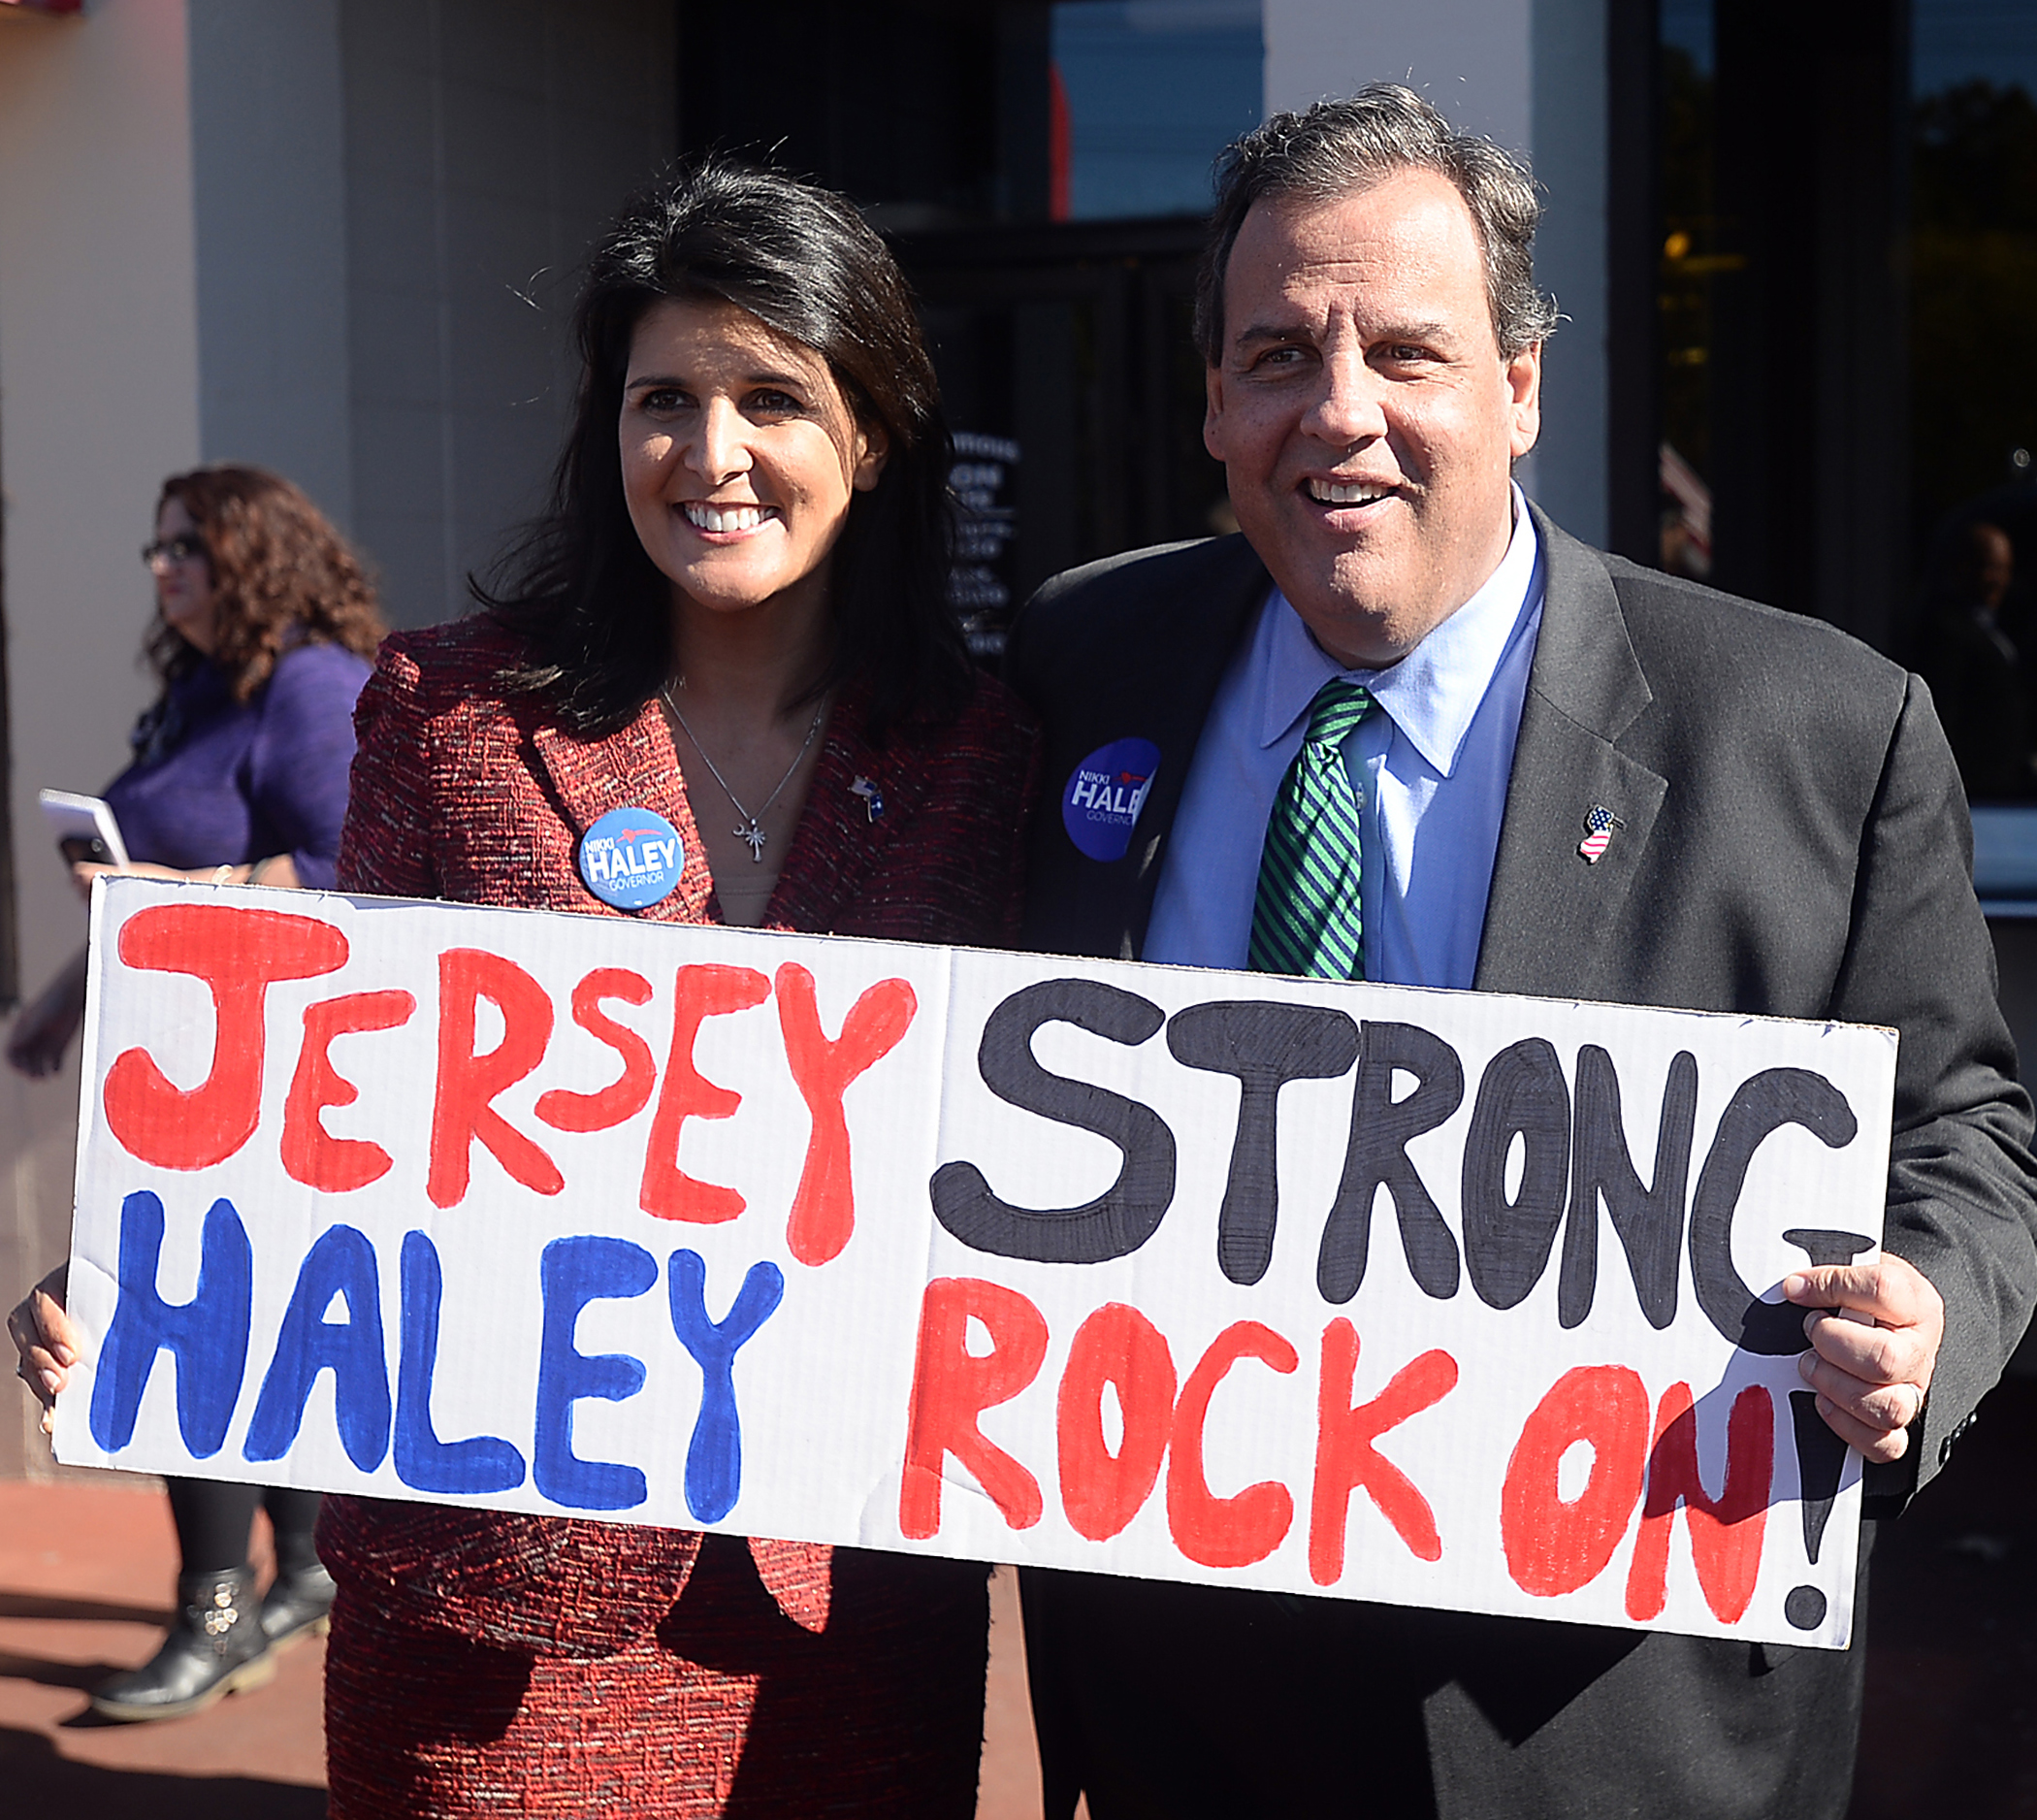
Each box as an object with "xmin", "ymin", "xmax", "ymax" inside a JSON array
[
  {"xmin": 1474, "ymin": 508, "xmax": 1666, "ymax": 1000},
  {"xmin": 526, "ymin": 701, "xmax": 718, "ymax": 922},
  {"xmin": 1021, "ymin": 536, "xmax": 1272, "ymax": 960},
  {"xmin": 1116, "ymin": 554, "xmax": 1269, "ymax": 953}
]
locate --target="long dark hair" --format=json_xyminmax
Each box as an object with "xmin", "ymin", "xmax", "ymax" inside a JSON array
[
  {"xmin": 149, "ymin": 466, "xmax": 383, "ymax": 702},
  {"xmin": 483, "ymin": 157, "xmax": 970, "ymax": 739}
]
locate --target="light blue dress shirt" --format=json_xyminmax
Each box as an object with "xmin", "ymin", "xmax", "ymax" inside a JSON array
[{"xmin": 1144, "ymin": 489, "xmax": 1545, "ymax": 991}]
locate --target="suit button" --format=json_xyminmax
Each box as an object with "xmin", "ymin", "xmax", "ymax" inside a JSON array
[{"xmin": 1939, "ymin": 1412, "xmax": 1978, "ymax": 1466}]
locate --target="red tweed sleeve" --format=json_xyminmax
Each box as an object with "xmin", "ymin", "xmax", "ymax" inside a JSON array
[{"xmin": 337, "ymin": 635, "xmax": 442, "ymax": 899}]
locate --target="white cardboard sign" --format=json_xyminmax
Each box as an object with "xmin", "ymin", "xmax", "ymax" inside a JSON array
[{"xmin": 55, "ymin": 876, "xmax": 1896, "ymax": 1649}]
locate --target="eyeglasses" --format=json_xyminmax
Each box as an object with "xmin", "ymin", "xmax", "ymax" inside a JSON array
[{"xmin": 142, "ymin": 536, "xmax": 208, "ymax": 567}]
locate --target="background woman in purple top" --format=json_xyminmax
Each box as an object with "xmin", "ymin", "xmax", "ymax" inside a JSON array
[{"xmin": 6, "ymin": 465, "xmax": 383, "ymax": 1721}]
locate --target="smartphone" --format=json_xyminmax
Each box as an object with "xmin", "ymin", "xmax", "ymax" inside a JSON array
[{"xmin": 39, "ymin": 790, "xmax": 130, "ymax": 872}]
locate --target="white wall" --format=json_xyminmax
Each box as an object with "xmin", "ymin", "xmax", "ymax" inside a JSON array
[
  {"xmin": 1260, "ymin": 0, "xmax": 1609, "ymax": 545},
  {"xmin": 0, "ymin": 0, "xmax": 203, "ymax": 1477}
]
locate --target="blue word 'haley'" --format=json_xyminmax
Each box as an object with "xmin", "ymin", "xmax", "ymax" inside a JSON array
[{"xmin": 87, "ymin": 1192, "xmax": 783, "ymax": 1521}]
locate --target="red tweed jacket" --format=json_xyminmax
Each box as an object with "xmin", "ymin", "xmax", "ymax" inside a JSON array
[{"xmin": 317, "ymin": 614, "xmax": 1040, "ymax": 1657}]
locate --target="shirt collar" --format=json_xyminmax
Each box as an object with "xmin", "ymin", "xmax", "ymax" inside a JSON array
[{"xmin": 1255, "ymin": 483, "xmax": 1545, "ymax": 777}]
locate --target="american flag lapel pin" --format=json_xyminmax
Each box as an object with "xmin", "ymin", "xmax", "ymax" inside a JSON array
[
  {"xmin": 850, "ymin": 775, "xmax": 885, "ymax": 823},
  {"xmin": 1578, "ymin": 803, "xmax": 1625, "ymax": 864}
]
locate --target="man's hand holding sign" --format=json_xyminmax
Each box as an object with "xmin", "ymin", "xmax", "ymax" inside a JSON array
[{"xmin": 1788, "ymin": 1260, "xmax": 1942, "ymax": 1464}]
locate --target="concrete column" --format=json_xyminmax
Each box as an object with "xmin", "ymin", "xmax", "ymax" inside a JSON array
[
  {"xmin": 339, "ymin": 0, "xmax": 676, "ymax": 628},
  {"xmin": 1263, "ymin": 0, "xmax": 1533, "ymax": 150},
  {"xmin": 187, "ymin": 0, "xmax": 354, "ymax": 529},
  {"xmin": 1259, "ymin": 0, "xmax": 1609, "ymax": 545},
  {"xmin": 1530, "ymin": 0, "xmax": 1609, "ymax": 548}
]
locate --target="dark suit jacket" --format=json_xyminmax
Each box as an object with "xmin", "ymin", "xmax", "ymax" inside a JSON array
[
  {"xmin": 1006, "ymin": 506, "xmax": 2037, "ymax": 1818},
  {"xmin": 319, "ymin": 614, "xmax": 1039, "ymax": 1659}
]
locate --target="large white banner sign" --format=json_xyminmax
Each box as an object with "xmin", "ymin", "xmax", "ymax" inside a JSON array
[{"xmin": 55, "ymin": 877, "xmax": 1896, "ymax": 1649}]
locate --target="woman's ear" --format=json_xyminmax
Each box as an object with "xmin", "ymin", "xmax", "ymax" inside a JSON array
[{"xmin": 852, "ymin": 422, "xmax": 889, "ymax": 493}]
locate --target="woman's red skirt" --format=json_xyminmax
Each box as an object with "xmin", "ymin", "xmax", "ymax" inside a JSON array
[{"xmin": 324, "ymin": 1534, "xmax": 989, "ymax": 1817}]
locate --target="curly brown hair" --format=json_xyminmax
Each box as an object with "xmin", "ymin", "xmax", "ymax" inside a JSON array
[{"xmin": 148, "ymin": 466, "xmax": 384, "ymax": 702}]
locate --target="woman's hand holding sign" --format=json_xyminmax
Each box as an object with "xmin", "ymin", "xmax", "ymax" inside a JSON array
[
  {"xmin": 6, "ymin": 1265, "xmax": 80, "ymax": 1437},
  {"xmin": 1785, "ymin": 1255, "xmax": 1944, "ymax": 1463},
  {"xmin": 71, "ymin": 853, "xmax": 302, "ymax": 897}
]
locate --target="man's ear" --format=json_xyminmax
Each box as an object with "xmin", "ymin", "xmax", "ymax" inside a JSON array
[
  {"xmin": 852, "ymin": 422, "xmax": 889, "ymax": 493},
  {"xmin": 1204, "ymin": 361, "xmax": 1229, "ymax": 463},
  {"xmin": 1506, "ymin": 341, "xmax": 1542, "ymax": 462}
]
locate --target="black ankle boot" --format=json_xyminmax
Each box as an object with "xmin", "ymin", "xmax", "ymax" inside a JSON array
[
  {"xmin": 90, "ymin": 1566, "xmax": 275, "ymax": 1721},
  {"xmin": 259, "ymin": 1559, "xmax": 336, "ymax": 1649}
]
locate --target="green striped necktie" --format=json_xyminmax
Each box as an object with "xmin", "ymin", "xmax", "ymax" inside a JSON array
[{"xmin": 1247, "ymin": 679, "xmax": 1375, "ymax": 980}]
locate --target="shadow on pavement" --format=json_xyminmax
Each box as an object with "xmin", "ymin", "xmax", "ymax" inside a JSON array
[
  {"xmin": 0, "ymin": 1649, "xmax": 120, "ymax": 1694},
  {"xmin": 0, "ymin": 1723, "xmax": 327, "ymax": 1815},
  {"xmin": 0, "ymin": 1592, "xmax": 170, "ymax": 1626},
  {"xmin": 1849, "ymin": 1374, "xmax": 2037, "ymax": 1818}
]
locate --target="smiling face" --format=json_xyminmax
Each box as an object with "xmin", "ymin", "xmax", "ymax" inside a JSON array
[
  {"xmin": 620, "ymin": 296, "xmax": 886, "ymax": 646},
  {"xmin": 149, "ymin": 497, "xmax": 218, "ymax": 654},
  {"xmin": 1204, "ymin": 170, "xmax": 1542, "ymax": 668}
]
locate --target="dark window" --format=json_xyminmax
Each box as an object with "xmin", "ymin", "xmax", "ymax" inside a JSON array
[
  {"xmin": 1908, "ymin": 0, "xmax": 2037, "ymax": 804},
  {"xmin": 1613, "ymin": 2, "xmax": 1910, "ymax": 657}
]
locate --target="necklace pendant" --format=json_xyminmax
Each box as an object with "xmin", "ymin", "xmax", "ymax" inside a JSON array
[{"xmin": 663, "ymin": 686, "xmax": 824, "ymax": 868}]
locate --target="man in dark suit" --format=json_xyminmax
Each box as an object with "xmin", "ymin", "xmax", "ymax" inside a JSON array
[{"xmin": 1007, "ymin": 85, "xmax": 2037, "ymax": 1820}]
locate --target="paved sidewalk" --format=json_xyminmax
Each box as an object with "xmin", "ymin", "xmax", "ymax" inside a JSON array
[{"xmin": 0, "ymin": 1473, "xmax": 326, "ymax": 1814}]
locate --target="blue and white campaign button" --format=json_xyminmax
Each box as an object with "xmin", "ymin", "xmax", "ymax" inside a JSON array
[
  {"xmin": 1062, "ymin": 737, "xmax": 1161, "ymax": 862},
  {"xmin": 577, "ymin": 806, "xmax": 685, "ymax": 908}
]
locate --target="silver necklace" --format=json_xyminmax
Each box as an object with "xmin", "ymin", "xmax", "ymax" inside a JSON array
[{"xmin": 663, "ymin": 686, "xmax": 824, "ymax": 861}]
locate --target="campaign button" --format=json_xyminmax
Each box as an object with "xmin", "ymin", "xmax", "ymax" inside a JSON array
[
  {"xmin": 578, "ymin": 806, "xmax": 685, "ymax": 909},
  {"xmin": 1062, "ymin": 737, "xmax": 1161, "ymax": 862}
]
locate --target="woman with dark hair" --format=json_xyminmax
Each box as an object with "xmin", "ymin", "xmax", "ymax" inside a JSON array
[
  {"xmin": 309, "ymin": 159, "xmax": 1036, "ymax": 1815},
  {"xmin": 8, "ymin": 463, "xmax": 383, "ymax": 1718}
]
